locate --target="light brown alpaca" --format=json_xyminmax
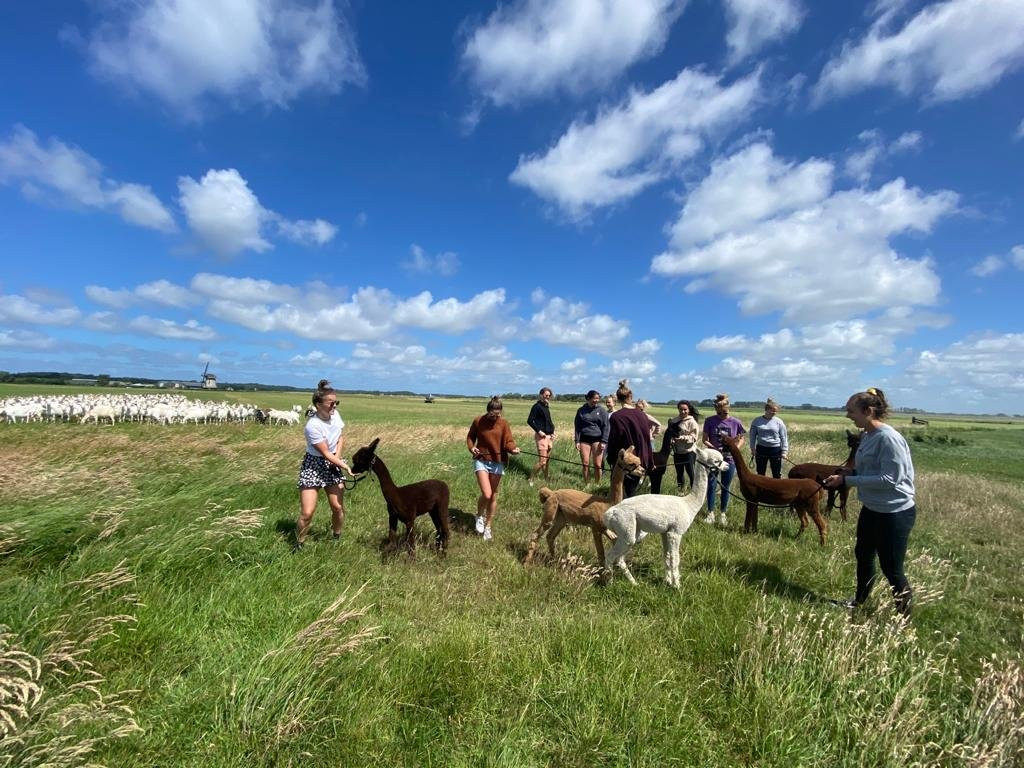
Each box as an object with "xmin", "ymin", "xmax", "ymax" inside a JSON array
[
  {"xmin": 720, "ymin": 435, "xmax": 828, "ymax": 545},
  {"xmin": 524, "ymin": 447, "xmax": 645, "ymax": 565}
]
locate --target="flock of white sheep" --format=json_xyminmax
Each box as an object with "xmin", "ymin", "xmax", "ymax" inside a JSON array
[{"xmin": 0, "ymin": 393, "xmax": 303, "ymax": 426}]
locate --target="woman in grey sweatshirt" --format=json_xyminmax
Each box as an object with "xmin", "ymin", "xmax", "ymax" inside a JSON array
[{"xmin": 825, "ymin": 388, "xmax": 916, "ymax": 616}]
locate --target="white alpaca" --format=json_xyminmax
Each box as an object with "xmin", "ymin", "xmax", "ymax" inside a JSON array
[{"xmin": 604, "ymin": 446, "xmax": 726, "ymax": 588}]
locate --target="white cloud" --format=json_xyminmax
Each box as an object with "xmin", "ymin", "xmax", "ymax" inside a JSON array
[
  {"xmin": 815, "ymin": 0, "xmax": 1024, "ymax": 104},
  {"xmin": 0, "ymin": 329, "xmax": 56, "ymax": 350},
  {"xmin": 346, "ymin": 341, "xmax": 531, "ymax": 377},
  {"xmin": 598, "ymin": 357, "xmax": 658, "ymax": 377},
  {"xmin": 86, "ymin": 279, "xmax": 196, "ymax": 309},
  {"xmin": 906, "ymin": 333, "xmax": 1024, "ymax": 405},
  {"xmin": 844, "ymin": 129, "xmax": 923, "ymax": 183},
  {"xmin": 133, "ymin": 279, "xmax": 197, "ymax": 308},
  {"xmin": 510, "ymin": 67, "xmax": 761, "ymax": 219},
  {"xmin": 82, "ymin": 0, "xmax": 366, "ymax": 118},
  {"xmin": 0, "ymin": 294, "xmax": 81, "ymax": 326},
  {"xmin": 670, "ymin": 142, "xmax": 831, "ymax": 247},
  {"xmin": 653, "ymin": 142, "xmax": 958, "ymax": 322},
  {"xmin": 560, "ymin": 357, "xmax": 587, "ymax": 372},
  {"xmin": 0, "ymin": 125, "xmax": 175, "ymax": 232},
  {"xmin": 970, "ymin": 255, "xmax": 1004, "ymax": 277},
  {"xmin": 697, "ymin": 311, "xmax": 948, "ymax": 363},
  {"xmin": 190, "ymin": 272, "xmax": 303, "ymax": 304},
  {"xmin": 723, "ymin": 0, "xmax": 803, "ymax": 64},
  {"xmin": 276, "ymin": 217, "xmax": 337, "ymax": 246},
  {"xmin": 85, "ymin": 285, "xmax": 135, "ymax": 309},
  {"xmin": 199, "ymin": 279, "xmax": 513, "ymax": 342},
  {"xmin": 177, "ymin": 169, "xmax": 335, "ymax": 255},
  {"xmin": 972, "ymin": 245, "xmax": 1024, "ymax": 276},
  {"xmin": 402, "ymin": 244, "xmax": 460, "ymax": 277},
  {"xmin": 528, "ymin": 296, "xmax": 630, "ymax": 352},
  {"xmin": 628, "ymin": 338, "xmax": 661, "ymax": 356},
  {"xmin": 127, "ymin": 315, "xmax": 217, "ymax": 341},
  {"xmin": 462, "ymin": 0, "xmax": 686, "ymax": 106},
  {"xmin": 178, "ymin": 169, "xmax": 271, "ymax": 255},
  {"xmin": 393, "ymin": 289, "xmax": 510, "ymax": 334},
  {"xmin": 1012, "ymin": 245, "xmax": 1024, "ymax": 269}
]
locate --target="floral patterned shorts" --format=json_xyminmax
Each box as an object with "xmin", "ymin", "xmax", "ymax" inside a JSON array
[{"xmin": 297, "ymin": 453, "xmax": 344, "ymax": 489}]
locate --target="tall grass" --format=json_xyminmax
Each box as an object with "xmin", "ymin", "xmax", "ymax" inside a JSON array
[{"xmin": 0, "ymin": 395, "xmax": 1022, "ymax": 765}]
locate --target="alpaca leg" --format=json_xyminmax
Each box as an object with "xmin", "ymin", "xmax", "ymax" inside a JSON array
[
  {"xmin": 809, "ymin": 500, "xmax": 828, "ymax": 546},
  {"xmin": 592, "ymin": 527, "xmax": 606, "ymax": 567},
  {"xmin": 428, "ymin": 507, "xmax": 447, "ymax": 553},
  {"xmin": 605, "ymin": 527, "xmax": 636, "ymax": 585},
  {"xmin": 661, "ymin": 532, "xmax": 673, "ymax": 587},
  {"xmin": 666, "ymin": 532, "xmax": 682, "ymax": 588},
  {"xmin": 744, "ymin": 502, "xmax": 757, "ymax": 534},
  {"xmin": 404, "ymin": 518, "xmax": 417, "ymax": 555},
  {"xmin": 545, "ymin": 515, "xmax": 567, "ymax": 558},
  {"xmin": 795, "ymin": 504, "xmax": 808, "ymax": 538},
  {"xmin": 387, "ymin": 508, "xmax": 399, "ymax": 548},
  {"xmin": 525, "ymin": 497, "xmax": 558, "ymax": 563}
]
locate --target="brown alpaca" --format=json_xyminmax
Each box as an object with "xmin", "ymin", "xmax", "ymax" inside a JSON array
[
  {"xmin": 524, "ymin": 447, "xmax": 645, "ymax": 565},
  {"xmin": 350, "ymin": 438, "xmax": 450, "ymax": 554},
  {"xmin": 787, "ymin": 429, "xmax": 861, "ymax": 520},
  {"xmin": 720, "ymin": 435, "xmax": 828, "ymax": 545}
]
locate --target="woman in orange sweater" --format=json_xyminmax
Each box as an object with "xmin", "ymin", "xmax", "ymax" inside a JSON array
[{"xmin": 467, "ymin": 396, "xmax": 520, "ymax": 541}]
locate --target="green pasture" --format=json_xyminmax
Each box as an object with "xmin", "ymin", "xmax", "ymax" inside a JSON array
[{"xmin": 1, "ymin": 387, "xmax": 1022, "ymax": 766}]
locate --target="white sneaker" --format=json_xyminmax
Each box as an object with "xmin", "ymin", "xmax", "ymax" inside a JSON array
[
  {"xmin": 718, "ymin": 513, "xmax": 728, "ymax": 526},
  {"xmin": 482, "ymin": 526, "xmax": 493, "ymax": 541},
  {"xmin": 702, "ymin": 512, "xmax": 715, "ymax": 524},
  {"xmin": 475, "ymin": 515, "xmax": 485, "ymax": 534}
]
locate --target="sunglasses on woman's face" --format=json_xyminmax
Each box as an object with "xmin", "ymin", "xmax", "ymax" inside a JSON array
[{"xmin": 324, "ymin": 401, "xmax": 337, "ymax": 409}]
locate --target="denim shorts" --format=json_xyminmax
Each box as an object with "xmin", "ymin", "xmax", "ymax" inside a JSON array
[{"xmin": 473, "ymin": 459, "xmax": 504, "ymax": 475}]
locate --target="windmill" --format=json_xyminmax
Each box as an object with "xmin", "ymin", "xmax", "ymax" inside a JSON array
[{"xmin": 201, "ymin": 361, "xmax": 217, "ymax": 389}]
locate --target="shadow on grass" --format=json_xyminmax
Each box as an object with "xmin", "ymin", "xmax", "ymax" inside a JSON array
[{"xmin": 712, "ymin": 558, "xmax": 828, "ymax": 604}]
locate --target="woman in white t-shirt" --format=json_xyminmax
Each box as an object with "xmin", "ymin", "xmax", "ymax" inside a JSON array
[{"xmin": 295, "ymin": 379, "xmax": 351, "ymax": 549}]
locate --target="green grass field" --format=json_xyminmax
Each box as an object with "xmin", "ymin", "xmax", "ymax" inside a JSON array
[{"xmin": 1, "ymin": 386, "xmax": 1022, "ymax": 766}]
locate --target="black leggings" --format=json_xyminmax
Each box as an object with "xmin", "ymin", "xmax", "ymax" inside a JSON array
[
  {"xmin": 855, "ymin": 505, "xmax": 916, "ymax": 615},
  {"xmin": 673, "ymin": 452, "xmax": 695, "ymax": 489},
  {"xmin": 755, "ymin": 446, "xmax": 783, "ymax": 478}
]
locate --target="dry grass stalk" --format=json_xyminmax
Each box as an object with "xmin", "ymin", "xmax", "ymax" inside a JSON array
[
  {"xmin": 943, "ymin": 657, "xmax": 1024, "ymax": 767},
  {"xmin": 907, "ymin": 549, "xmax": 953, "ymax": 606},
  {"xmin": 555, "ymin": 553, "xmax": 604, "ymax": 587},
  {"xmin": 266, "ymin": 584, "xmax": 382, "ymax": 668},
  {"xmin": 0, "ymin": 566, "xmax": 143, "ymax": 767},
  {"xmin": 0, "ymin": 525, "xmax": 24, "ymax": 558}
]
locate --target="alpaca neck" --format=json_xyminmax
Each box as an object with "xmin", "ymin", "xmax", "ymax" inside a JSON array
[
  {"xmin": 842, "ymin": 443, "xmax": 857, "ymax": 469},
  {"xmin": 371, "ymin": 457, "xmax": 401, "ymax": 503},
  {"xmin": 609, "ymin": 461, "xmax": 629, "ymax": 503},
  {"xmin": 692, "ymin": 461, "xmax": 710, "ymax": 501},
  {"xmin": 724, "ymin": 441, "xmax": 751, "ymax": 480}
]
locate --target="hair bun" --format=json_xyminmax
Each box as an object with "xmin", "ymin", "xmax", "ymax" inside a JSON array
[
  {"xmin": 317, "ymin": 379, "xmax": 331, "ymax": 390},
  {"xmin": 618, "ymin": 379, "xmax": 628, "ymax": 388}
]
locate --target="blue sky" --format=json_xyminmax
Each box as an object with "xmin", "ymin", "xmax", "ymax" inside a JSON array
[{"xmin": 1, "ymin": 0, "xmax": 1022, "ymax": 413}]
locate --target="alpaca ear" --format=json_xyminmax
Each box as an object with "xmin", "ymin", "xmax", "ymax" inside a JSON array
[{"xmin": 369, "ymin": 437, "xmax": 380, "ymax": 451}]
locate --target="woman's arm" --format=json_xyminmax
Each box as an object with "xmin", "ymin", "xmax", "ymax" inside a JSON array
[{"xmin": 313, "ymin": 440, "xmax": 347, "ymax": 470}]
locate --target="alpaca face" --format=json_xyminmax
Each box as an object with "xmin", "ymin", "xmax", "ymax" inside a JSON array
[
  {"xmin": 695, "ymin": 446, "xmax": 726, "ymax": 472},
  {"xmin": 350, "ymin": 437, "xmax": 381, "ymax": 474}
]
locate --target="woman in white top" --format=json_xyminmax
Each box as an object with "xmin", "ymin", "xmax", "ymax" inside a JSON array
[{"xmin": 295, "ymin": 379, "xmax": 351, "ymax": 549}]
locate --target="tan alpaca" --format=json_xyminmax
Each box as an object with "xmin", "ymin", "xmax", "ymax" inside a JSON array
[{"xmin": 524, "ymin": 447, "xmax": 645, "ymax": 566}]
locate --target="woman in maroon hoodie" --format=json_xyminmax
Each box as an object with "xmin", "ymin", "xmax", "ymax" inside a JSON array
[{"xmin": 606, "ymin": 380, "xmax": 654, "ymax": 497}]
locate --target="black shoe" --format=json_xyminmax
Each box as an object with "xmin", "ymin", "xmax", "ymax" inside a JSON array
[
  {"xmin": 292, "ymin": 540, "xmax": 304, "ymax": 553},
  {"xmin": 332, "ymin": 532, "xmax": 341, "ymax": 541}
]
